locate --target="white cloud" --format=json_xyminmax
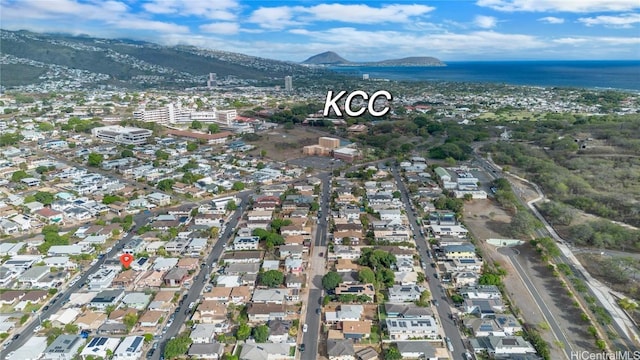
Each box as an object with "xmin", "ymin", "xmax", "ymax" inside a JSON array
[
  {"xmin": 538, "ymin": 16, "xmax": 565, "ymax": 24},
  {"xmin": 199, "ymin": 22, "xmax": 239, "ymax": 35},
  {"xmin": 578, "ymin": 13, "xmax": 640, "ymax": 28},
  {"xmin": 302, "ymin": 4, "xmax": 435, "ymax": 24},
  {"xmin": 1, "ymin": 0, "xmax": 188, "ymax": 34},
  {"xmin": 554, "ymin": 36, "xmax": 640, "ymax": 45},
  {"xmin": 476, "ymin": 0, "xmax": 639, "ymax": 13},
  {"xmin": 142, "ymin": 0, "xmax": 239, "ymax": 20},
  {"xmin": 248, "ymin": 6, "xmax": 303, "ymax": 30},
  {"xmin": 474, "ymin": 15, "xmax": 498, "ymax": 28},
  {"xmin": 1, "ymin": 0, "xmax": 129, "ymax": 21},
  {"xmin": 248, "ymin": 3, "xmax": 435, "ymax": 29},
  {"xmin": 108, "ymin": 18, "xmax": 189, "ymax": 33},
  {"xmin": 284, "ymin": 28, "xmax": 546, "ymax": 58}
]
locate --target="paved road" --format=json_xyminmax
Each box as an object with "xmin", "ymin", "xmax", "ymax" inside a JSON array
[
  {"xmin": 391, "ymin": 167, "xmax": 468, "ymax": 357},
  {"xmin": 477, "ymin": 154, "xmax": 638, "ymax": 351},
  {"xmin": 154, "ymin": 191, "xmax": 252, "ymax": 360},
  {"xmin": 301, "ymin": 172, "xmax": 330, "ymax": 360},
  {"xmin": 500, "ymin": 246, "xmax": 573, "ymax": 358},
  {"xmin": 0, "ymin": 210, "xmax": 154, "ymax": 358}
]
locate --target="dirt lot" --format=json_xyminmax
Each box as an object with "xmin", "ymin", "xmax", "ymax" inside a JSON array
[
  {"xmin": 463, "ymin": 199, "xmax": 597, "ymax": 358},
  {"xmin": 244, "ymin": 125, "xmax": 328, "ymax": 162}
]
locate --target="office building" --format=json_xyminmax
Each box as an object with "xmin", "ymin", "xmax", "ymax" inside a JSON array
[
  {"xmin": 91, "ymin": 126, "xmax": 153, "ymax": 145},
  {"xmin": 284, "ymin": 76, "xmax": 293, "ymax": 92}
]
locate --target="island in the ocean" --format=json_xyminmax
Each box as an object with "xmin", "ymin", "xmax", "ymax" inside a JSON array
[{"xmin": 301, "ymin": 51, "xmax": 445, "ymax": 67}]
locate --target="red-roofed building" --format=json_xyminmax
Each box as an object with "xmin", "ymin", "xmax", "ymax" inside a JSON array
[{"xmin": 35, "ymin": 207, "xmax": 64, "ymax": 224}]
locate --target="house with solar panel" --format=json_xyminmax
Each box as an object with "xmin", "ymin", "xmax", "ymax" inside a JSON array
[
  {"xmin": 113, "ymin": 335, "xmax": 144, "ymax": 360},
  {"xmin": 80, "ymin": 337, "xmax": 121, "ymax": 359},
  {"xmin": 42, "ymin": 335, "xmax": 85, "ymax": 360}
]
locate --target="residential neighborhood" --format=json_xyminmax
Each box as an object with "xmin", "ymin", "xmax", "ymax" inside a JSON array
[{"xmin": 1, "ymin": 81, "xmax": 634, "ymax": 360}]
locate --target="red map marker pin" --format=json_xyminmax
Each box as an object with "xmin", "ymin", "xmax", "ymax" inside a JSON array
[{"xmin": 120, "ymin": 253, "xmax": 134, "ymax": 268}]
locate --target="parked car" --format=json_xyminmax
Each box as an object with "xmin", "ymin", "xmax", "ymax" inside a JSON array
[{"xmin": 302, "ymin": 324, "xmax": 308, "ymax": 333}]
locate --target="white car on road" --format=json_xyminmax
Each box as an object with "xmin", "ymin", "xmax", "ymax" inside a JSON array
[{"xmin": 302, "ymin": 324, "xmax": 308, "ymax": 333}]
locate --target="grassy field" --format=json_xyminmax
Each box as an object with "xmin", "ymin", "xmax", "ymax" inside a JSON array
[
  {"xmin": 244, "ymin": 125, "xmax": 328, "ymax": 162},
  {"xmin": 476, "ymin": 110, "xmax": 538, "ymax": 121}
]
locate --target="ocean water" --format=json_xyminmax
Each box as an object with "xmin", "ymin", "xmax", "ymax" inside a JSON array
[{"xmin": 329, "ymin": 61, "xmax": 640, "ymax": 91}]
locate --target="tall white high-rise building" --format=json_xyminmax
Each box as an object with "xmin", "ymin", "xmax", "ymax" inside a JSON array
[
  {"xmin": 207, "ymin": 73, "xmax": 217, "ymax": 88},
  {"xmin": 284, "ymin": 76, "xmax": 293, "ymax": 92}
]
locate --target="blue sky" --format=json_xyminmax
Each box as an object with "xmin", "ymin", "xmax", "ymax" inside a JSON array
[{"xmin": 1, "ymin": 0, "xmax": 639, "ymax": 61}]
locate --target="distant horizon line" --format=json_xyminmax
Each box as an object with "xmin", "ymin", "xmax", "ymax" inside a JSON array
[{"xmin": 322, "ymin": 59, "xmax": 640, "ymax": 63}]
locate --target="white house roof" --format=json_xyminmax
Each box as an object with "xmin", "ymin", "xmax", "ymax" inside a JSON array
[
  {"xmin": 50, "ymin": 308, "xmax": 80, "ymax": 325},
  {"xmin": 7, "ymin": 336, "xmax": 47, "ymax": 360},
  {"xmin": 0, "ymin": 242, "xmax": 25, "ymax": 255},
  {"xmin": 80, "ymin": 337, "xmax": 121, "ymax": 359},
  {"xmin": 153, "ymin": 257, "xmax": 179, "ymax": 270}
]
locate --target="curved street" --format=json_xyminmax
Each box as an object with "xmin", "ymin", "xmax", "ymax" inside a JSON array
[{"xmin": 480, "ymin": 153, "xmax": 640, "ymax": 350}]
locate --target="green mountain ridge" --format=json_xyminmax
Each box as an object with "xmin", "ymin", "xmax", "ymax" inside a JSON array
[{"xmin": 0, "ymin": 29, "xmax": 328, "ymax": 89}]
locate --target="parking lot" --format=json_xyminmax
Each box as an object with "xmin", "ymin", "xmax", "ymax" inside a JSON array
[{"xmin": 289, "ymin": 156, "xmax": 338, "ymax": 171}]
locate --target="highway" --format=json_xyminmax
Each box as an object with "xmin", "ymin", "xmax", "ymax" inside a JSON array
[
  {"xmin": 476, "ymin": 154, "xmax": 638, "ymax": 351},
  {"xmin": 153, "ymin": 191, "xmax": 252, "ymax": 360},
  {"xmin": 0, "ymin": 209, "xmax": 154, "ymax": 358},
  {"xmin": 301, "ymin": 172, "xmax": 331, "ymax": 360},
  {"xmin": 391, "ymin": 167, "xmax": 468, "ymax": 357}
]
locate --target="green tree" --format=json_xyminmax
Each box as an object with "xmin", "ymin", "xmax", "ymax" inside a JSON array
[
  {"xmin": 225, "ymin": 200, "xmax": 237, "ymax": 211},
  {"xmin": 358, "ymin": 267, "xmax": 376, "ymax": 284},
  {"xmin": 376, "ymin": 268, "xmax": 395, "ymax": 288},
  {"xmin": 232, "ymin": 182, "xmax": 245, "ymax": 191},
  {"xmin": 322, "ymin": 271, "xmax": 342, "ymax": 291},
  {"xmin": 155, "ymin": 149, "xmax": 169, "ymax": 161},
  {"xmin": 415, "ymin": 290, "xmax": 431, "ymax": 307},
  {"xmin": 35, "ymin": 165, "xmax": 49, "ymax": 174},
  {"xmin": 186, "ymin": 142, "xmax": 198, "ymax": 152},
  {"xmin": 102, "ymin": 194, "xmax": 123, "ymax": 205},
  {"xmin": 34, "ymin": 191, "xmax": 55, "ymax": 205},
  {"xmin": 87, "ymin": 152, "xmax": 104, "ymax": 167},
  {"xmin": 37, "ymin": 122, "xmax": 55, "ymax": 131},
  {"xmin": 64, "ymin": 323, "xmax": 79, "ymax": 334},
  {"xmin": 252, "ymin": 324, "xmax": 269, "ymax": 343},
  {"xmin": 479, "ymin": 273, "xmax": 503, "ymax": 286},
  {"xmin": 357, "ymin": 248, "xmax": 397, "ymax": 271},
  {"xmin": 208, "ymin": 124, "xmax": 220, "ymax": 133},
  {"xmin": 157, "ymin": 179, "xmax": 175, "ymax": 191},
  {"xmin": 164, "ymin": 333, "xmax": 192, "ymax": 359},
  {"xmin": 509, "ymin": 211, "xmax": 539, "ymax": 238},
  {"xmin": 144, "ymin": 333, "xmax": 154, "ymax": 343},
  {"xmin": 383, "ymin": 346, "xmax": 402, "ymax": 360},
  {"xmin": 11, "ymin": 170, "xmax": 29, "ymax": 182},
  {"xmin": 236, "ymin": 323, "xmax": 251, "ymax": 341},
  {"xmin": 121, "ymin": 149, "xmax": 134, "ymax": 158},
  {"xmin": 46, "ymin": 327, "xmax": 63, "ymax": 345},
  {"xmin": 123, "ymin": 312, "xmax": 139, "ymax": 330},
  {"xmin": 259, "ymin": 270, "xmax": 284, "ymax": 288},
  {"xmin": 270, "ymin": 218, "xmax": 292, "ymax": 232}
]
